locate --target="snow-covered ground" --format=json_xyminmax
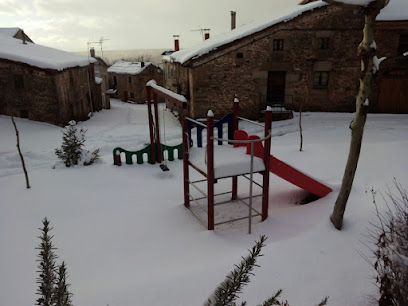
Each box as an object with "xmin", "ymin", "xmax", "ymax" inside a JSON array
[{"xmin": 1, "ymin": 99, "xmax": 407, "ymax": 305}]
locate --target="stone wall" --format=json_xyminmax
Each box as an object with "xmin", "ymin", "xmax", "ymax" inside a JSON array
[
  {"xmin": 96, "ymin": 60, "xmax": 111, "ymax": 109},
  {"xmin": 0, "ymin": 60, "xmax": 100, "ymax": 125},
  {"xmin": 188, "ymin": 5, "xmax": 364, "ymax": 119},
  {"xmin": 109, "ymin": 65, "xmax": 163, "ymax": 103},
  {"xmin": 165, "ymin": 5, "xmax": 407, "ymax": 119}
]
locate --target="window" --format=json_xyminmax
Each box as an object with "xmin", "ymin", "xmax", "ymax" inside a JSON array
[
  {"xmin": 236, "ymin": 52, "xmax": 244, "ymax": 59},
  {"xmin": 130, "ymin": 92, "xmax": 135, "ymax": 99},
  {"xmin": 113, "ymin": 76, "xmax": 117, "ymax": 85},
  {"xmin": 14, "ymin": 75, "xmax": 24, "ymax": 89},
  {"xmin": 273, "ymin": 39, "xmax": 284, "ymax": 51},
  {"xmin": 313, "ymin": 72, "xmax": 329, "ymax": 89},
  {"xmin": 128, "ymin": 76, "xmax": 132, "ymax": 84},
  {"xmin": 398, "ymin": 34, "xmax": 408, "ymax": 55},
  {"xmin": 319, "ymin": 37, "xmax": 330, "ymax": 50},
  {"xmin": 20, "ymin": 110, "xmax": 28, "ymax": 118}
]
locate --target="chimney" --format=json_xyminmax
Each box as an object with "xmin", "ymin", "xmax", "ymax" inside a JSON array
[
  {"xmin": 204, "ymin": 30, "xmax": 210, "ymax": 40},
  {"xmin": 22, "ymin": 30, "xmax": 27, "ymax": 44},
  {"xmin": 231, "ymin": 11, "xmax": 236, "ymax": 30},
  {"xmin": 173, "ymin": 35, "xmax": 180, "ymax": 51},
  {"xmin": 141, "ymin": 61, "xmax": 145, "ymax": 67},
  {"xmin": 90, "ymin": 47, "xmax": 96, "ymax": 58}
]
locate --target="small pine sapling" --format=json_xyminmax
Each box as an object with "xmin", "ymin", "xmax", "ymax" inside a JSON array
[
  {"xmin": 36, "ymin": 218, "xmax": 74, "ymax": 306},
  {"xmin": 206, "ymin": 235, "xmax": 269, "ymax": 306},
  {"xmin": 55, "ymin": 120, "xmax": 99, "ymax": 167},
  {"xmin": 206, "ymin": 235, "xmax": 329, "ymax": 306},
  {"xmin": 36, "ymin": 218, "xmax": 58, "ymax": 306},
  {"xmin": 55, "ymin": 261, "xmax": 73, "ymax": 306}
]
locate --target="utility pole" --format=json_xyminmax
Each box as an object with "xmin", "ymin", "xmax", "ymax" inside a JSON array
[
  {"xmin": 191, "ymin": 27, "xmax": 211, "ymax": 41},
  {"xmin": 87, "ymin": 37, "xmax": 109, "ymax": 59}
]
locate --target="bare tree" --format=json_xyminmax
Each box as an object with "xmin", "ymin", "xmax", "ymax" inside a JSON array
[
  {"xmin": 11, "ymin": 116, "xmax": 30, "ymax": 188},
  {"xmin": 324, "ymin": 0, "xmax": 390, "ymax": 230}
]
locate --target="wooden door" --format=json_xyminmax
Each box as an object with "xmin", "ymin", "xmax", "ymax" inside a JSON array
[
  {"xmin": 378, "ymin": 78, "xmax": 408, "ymax": 113},
  {"xmin": 267, "ymin": 71, "xmax": 286, "ymax": 104}
]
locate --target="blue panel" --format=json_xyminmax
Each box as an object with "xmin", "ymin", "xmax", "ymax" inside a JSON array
[{"xmin": 197, "ymin": 125, "xmax": 204, "ymax": 148}]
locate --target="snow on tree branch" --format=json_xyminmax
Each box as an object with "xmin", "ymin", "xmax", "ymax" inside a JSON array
[{"xmin": 373, "ymin": 56, "xmax": 387, "ymax": 73}]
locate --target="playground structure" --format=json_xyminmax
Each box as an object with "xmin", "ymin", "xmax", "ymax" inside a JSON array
[
  {"xmin": 112, "ymin": 82, "xmax": 185, "ymax": 167},
  {"xmin": 113, "ymin": 80, "xmax": 332, "ymax": 231}
]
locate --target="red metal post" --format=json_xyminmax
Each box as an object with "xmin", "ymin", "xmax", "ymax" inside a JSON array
[
  {"xmin": 207, "ymin": 111, "xmax": 215, "ymax": 230},
  {"xmin": 146, "ymin": 86, "xmax": 156, "ymax": 164},
  {"xmin": 115, "ymin": 151, "xmax": 122, "ymax": 166},
  {"xmin": 153, "ymin": 92, "xmax": 162, "ymax": 163},
  {"xmin": 262, "ymin": 108, "xmax": 272, "ymax": 221},
  {"xmin": 232, "ymin": 98, "xmax": 240, "ymax": 200},
  {"xmin": 181, "ymin": 104, "xmax": 190, "ymax": 208}
]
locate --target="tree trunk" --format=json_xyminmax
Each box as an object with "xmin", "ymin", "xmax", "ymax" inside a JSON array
[
  {"xmin": 330, "ymin": 0, "xmax": 388, "ymax": 230},
  {"xmin": 11, "ymin": 117, "xmax": 30, "ymax": 189}
]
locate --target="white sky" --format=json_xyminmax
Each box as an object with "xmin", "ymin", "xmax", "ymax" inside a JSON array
[{"xmin": 0, "ymin": 0, "xmax": 300, "ymax": 52}]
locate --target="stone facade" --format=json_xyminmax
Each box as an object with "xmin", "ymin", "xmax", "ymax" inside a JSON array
[
  {"xmin": 0, "ymin": 59, "xmax": 103, "ymax": 126},
  {"xmin": 93, "ymin": 56, "xmax": 111, "ymax": 109},
  {"xmin": 109, "ymin": 64, "xmax": 164, "ymax": 103},
  {"xmin": 164, "ymin": 5, "xmax": 408, "ymax": 119}
]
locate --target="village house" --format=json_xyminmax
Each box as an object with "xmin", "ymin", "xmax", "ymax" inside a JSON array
[
  {"xmin": 108, "ymin": 61, "xmax": 163, "ymax": 103},
  {"xmin": 0, "ymin": 28, "xmax": 105, "ymax": 126},
  {"xmin": 163, "ymin": 0, "xmax": 408, "ymax": 119},
  {"xmin": 90, "ymin": 47, "xmax": 111, "ymax": 109}
]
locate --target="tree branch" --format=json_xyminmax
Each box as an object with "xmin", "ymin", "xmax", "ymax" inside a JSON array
[{"xmin": 11, "ymin": 117, "xmax": 30, "ymax": 189}]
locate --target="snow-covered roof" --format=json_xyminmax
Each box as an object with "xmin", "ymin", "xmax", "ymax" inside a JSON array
[
  {"xmin": 167, "ymin": 1, "xmax": 327, "ymax": 65},
  {"xmin": 0, "ymin": 34, "xmax": 96, "ymax": 71},
  {"xmin": 167, "ymin": 0, "xmax": 407, "ymax": 65},
  {"xmin": 0, "ymin": 27, "xmax": 20, "ymax": 38},
  {"xmin": 107, "ymin": 61, "xmax": 161, "ymax": 75}
]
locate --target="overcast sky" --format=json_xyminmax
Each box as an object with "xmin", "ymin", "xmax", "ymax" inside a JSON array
[{"xmin": 0, "ymin": 0, "xmax": 301, "ymax": 52}]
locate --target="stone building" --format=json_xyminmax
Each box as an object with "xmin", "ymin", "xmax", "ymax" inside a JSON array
[
  {"xmin": 90, "ymin": 48, "xmax": 111, "ymax": 109},
  {"xmin": 0, "ymin": 29, "xmax": 105, "ymax": 126},
  {"xmin": 108, "ymin": 61, "xmax": 163, "ymax": 103},
  {"xmin": 163, "ymin": 0, "xmax": 408, "ymax": 119}
]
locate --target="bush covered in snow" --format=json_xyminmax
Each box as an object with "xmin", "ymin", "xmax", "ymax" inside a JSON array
[
  {"xmin": 367, "ymin": 181, "xmax": 408, "ymax": 306},
  {"xmin": 55, "ymin": 121, "xmax": 99, "ymax": 167}
]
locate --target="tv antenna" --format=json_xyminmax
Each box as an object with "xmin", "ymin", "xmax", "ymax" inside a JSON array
[
  {"xmin": 191, "ymin": 27, "xmax": 210, "ymax": 41},
  {"xmin": 87, "ymin": 37, "xmax": 110, "ymax": 59}
]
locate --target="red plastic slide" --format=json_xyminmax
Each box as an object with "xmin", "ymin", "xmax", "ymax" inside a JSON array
[{"xmin": 234, "ymin": 130, "xmax": 332, "ymax": 197}]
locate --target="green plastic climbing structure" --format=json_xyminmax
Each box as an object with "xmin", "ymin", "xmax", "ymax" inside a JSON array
[{"xmin": 113, "ymin": 143, "xmax": 183, "ymax": 166}]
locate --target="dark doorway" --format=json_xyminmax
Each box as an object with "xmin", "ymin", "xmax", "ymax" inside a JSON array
[
  {"xmin": 267, "ymin": 71, "xmax": 286, "ymax": 104},
  {"xmin": 378, "ymin": 78, "xmax": 408, "ymax": 113},
  {"xmin": 123, "ymin": 91, "xmax": 128, "ymax": 102}
]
